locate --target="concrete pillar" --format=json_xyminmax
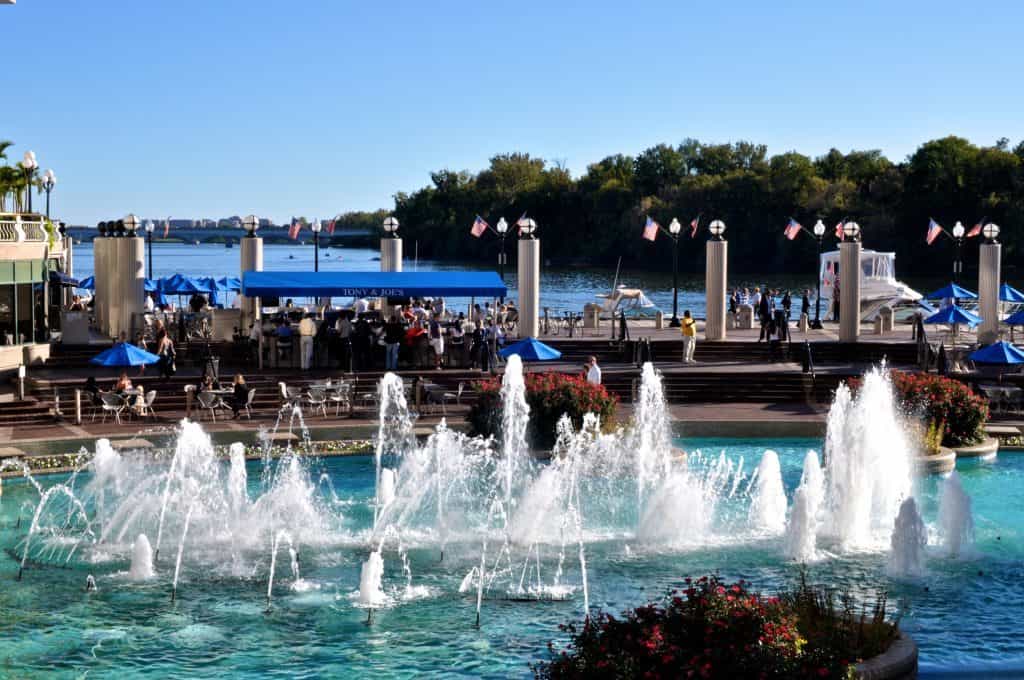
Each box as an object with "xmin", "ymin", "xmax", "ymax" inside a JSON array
[
  {"xmin": 518, "ymin": 237, "xmax": 540, "ymax": 338},
  {"xmin": 380, "ymin": 236, "xmax": 402, "ymax": 315},
  {"xmin": 839, "ymin": 240, "xmax": 862, "ymax": 343},
  {"xmin": 117, "ymin": 237, "xmax": 145, "ymax": 339},
  {"xmin": 380, "ymin": 237, "xmax": 403, "ymax": 273},
  {"xmin": 93, "ymin": 237, "xmax": 109, "ymax": 333},
  {"xmin": 978, "ymin": 242, "xmax": 1001, "ymax": 344},
  {"xmin": 704, "ymin": 240, "xmax": 727, "ymax": 341},
  {"xmin": 239, "ymin": 236, "xmax": 264, "ymax": 332}
]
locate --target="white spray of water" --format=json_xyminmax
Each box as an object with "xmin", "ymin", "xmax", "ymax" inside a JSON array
[
  {"xmin": 632, "ymin": 363, "xmax": 673, "ymax": 506},
  {"xmin": 938, "ymin": 471, "xmax": 974, "ymax": 558},
  {"xmin": 748, "ymin": 450, "xmax": 787, "ymax": 533},
  {"xmin": 783, "ymin": 451, "xmax": 825, "ymax": 561},
  {"xmin": 128, "ymin": 534, "xmax": 154, "ymax": 580},
  {"xmin": 378, "ymin": 469, "xmax": 396, "ymax": 509},
  {"xmin": 888, "ymin": 497, "xmax": 927, "ymax": 577},
  {"xmin": 357, "ymin": 550, "xmax": 387, "ymax": 606}
]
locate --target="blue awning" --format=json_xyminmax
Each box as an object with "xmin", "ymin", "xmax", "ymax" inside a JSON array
[{"xmin": 241, "ymin": 271, "xmax": 507, "ymax": 298}]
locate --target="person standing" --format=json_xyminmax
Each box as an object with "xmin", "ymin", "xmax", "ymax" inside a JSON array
[
  {"xmin": 585, "ymin": 356, "xmax": 602, "ymax": 385},
  {"xmin": 384, "ymin": 315, "xmax": 405, "ymax": 371},
  {"xmin": 801, "ymin": 289, "xmax": 811, "ymax": 319},
  {"xmin": 758, "ymin": 292, "xmax": 771, "ymax": 342},
  {"xmin": 429, "ymin": 317, "xmax": 445, "ymax": 370},
  {"xmin": 833, "ymin": 277, "xmax": 841, "ymax": 322},
  {"xmin": 680, "ymin": 310, "xmax": 697, "ymax": 364},
  {"xmin": 298, "ymin": 313, "xmax": 317, "ymax": 370},
  {"xmin": 782, "ymin": 291, "xmax": 792, "ymax": 322}
]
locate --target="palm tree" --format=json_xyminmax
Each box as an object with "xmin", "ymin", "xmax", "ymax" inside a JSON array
[{"xmin": 0, "ymin": 140, "xmax": 14, "ymax": 211}]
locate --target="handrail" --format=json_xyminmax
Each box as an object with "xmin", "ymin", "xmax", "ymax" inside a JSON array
[{"xmin": 0, "ymin": 214, "xmax": 48, "ymax": 243}]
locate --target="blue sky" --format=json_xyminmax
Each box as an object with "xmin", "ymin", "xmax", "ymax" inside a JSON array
[{"xmin": 4, "ymin": 0, "xmax": 1022, "ymax": 225}]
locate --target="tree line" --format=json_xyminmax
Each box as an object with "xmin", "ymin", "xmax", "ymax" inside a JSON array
[{"xmin": 389, "ymin": 136, "xmax": 1024, "ymax": 277}]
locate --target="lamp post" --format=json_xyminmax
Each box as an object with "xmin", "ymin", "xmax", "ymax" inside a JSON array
[
  {"xmin": 838, "ymin": 221, "xmax": 861, "ymax": 343},
  {"xmin": 311, "ymin": 219, "xmax": 322, "ymax": 271},
  {"xmin": 383, "ymin": 216, "xmax": 400, "ymax": 237},
  {"xmin": 243, "ymin": 214, "xmax": 259, "ymax": 238},
  {"xmin": 667, "ymin": 218, "xmax": 682, "ymax": 327},
  {"xmin": 380, "ymin": 216, "xmax": 402, "ymax": 274},
  {"xmin": 41, "ymin": 170, "xmax": 56, "ymax": 219},
  {"xmin": 708, "ymin": 219, "xmax": 726, "ymax": 240},
  {"xmin": 124, "ymin": 213, "xmax": 139, "ymax": 237},
  {"xmin": 517, "ymin": 217, "xmax": 539, "ymax": 338},
  {"xmin": 21, "ymin": 151, "xmax": 37, "ymax": 213},
  {"xmin": 811, "ymin": 219, "xmax": 826, "ymax": 329},
  {"xmin": 982, "ymin": 222, "xmax": 999, "ymax": 244},
  {"xmin": 979, "ymin": 223, "xmax": 1001, "ymax": 344},
  {"xmin": 144, "ymin": 220, "xmax": 154, "ymax": 277},
  {"xmin": 704, "ymin": 219, "xmax": 728, "ymax": 340},
  {"xmin": 496, "ymin": 216, "xmax": 509, "ymax": 286},
  {"xmin": 952, "ymin": 221, "xmax": 965, "ymax": 284}
]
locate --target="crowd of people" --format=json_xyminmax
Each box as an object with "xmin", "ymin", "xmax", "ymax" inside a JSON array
[{"xmin": 247, "ymin": 298, "xmax": 519, "ymax": 373}]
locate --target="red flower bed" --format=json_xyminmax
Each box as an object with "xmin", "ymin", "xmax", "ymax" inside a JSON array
[
  {"xmin": 534, "ymin": 575, "xmax": 896, "ymax": 679},
  {"xmin": 468, "ymin": 372, "xmax": 618, "ymax": 448},
  {"xmin": 847, "ymin": 370, "xmax": 988, "ymax": 447}
]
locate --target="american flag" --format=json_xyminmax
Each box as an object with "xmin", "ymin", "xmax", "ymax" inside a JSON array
[
  {"xmin": 926, "ymin": 218, "xmax": 943, "ymax": 245},
  {"xmin": 289, "ymin": 217, "xmax": 302, "ymax": 240},
  {"xmin": 834, "ymin": 220, "xmax": 844, "ymax": 240},
  {"xmin": 163, "ymin": 217, "xmax": 170, "ymax": 239},
  {"xmin": 967, "ymin": 217, "xmax": 985, "ymax": 238},
  {"xmin": 689, "ymin": 215, "xmax": 700, "ymax": 238},
  {"xmin": 326, "ymin": 219, "xmax": 336, "ymax": 235},
  {"xmin": 642, "ymin": 216, "xmax": 659, "ymax": 242},
  {"xmin": 784, "ymin": 218, "xmax": 803, "ymax": 241},
  {"xmin": 470, "ymin": 215, "xmax": 489, "ymax": 238}
]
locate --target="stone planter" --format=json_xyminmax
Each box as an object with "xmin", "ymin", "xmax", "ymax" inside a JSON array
[
  {"xmin": 855, "ymin": 631, "xmax": 918, "ymax": 679},
  {"xmin": 952, "ymin": 436, "xmax": 998, "ymax": 460},
  {"xmin": 915, "ymin": 448, "xmax": 956, "ymax": 474}
]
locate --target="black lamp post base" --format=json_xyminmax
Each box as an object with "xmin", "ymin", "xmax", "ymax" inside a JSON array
[{"xmin": 669, "ymin": 317, "xmax": 681, "ymax": 328}]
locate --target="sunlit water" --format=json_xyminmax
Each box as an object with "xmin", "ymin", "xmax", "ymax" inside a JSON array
[{"xmin": 0, "ymin": 443, "xmax": 1021, "ymax": 677}]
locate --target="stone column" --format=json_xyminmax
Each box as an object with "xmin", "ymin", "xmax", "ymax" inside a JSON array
[
  {"xmin": 239, "ymin": 236, "xmax": 264, "ymax": 333},
  {"xmin": 839, "ymin": 240, "xmax": 862, "ymax": 343},
  {"xmin": 518, "ymin": 236, "xmax": 540, "ymax": 338},
  {"xmin": 115, "ymin": 236, "xmax": 145, "ymax": 339},
  {"xmin": 380, "ymin": 236, "xmax": 402, "ymax": 315},
  {"xmin": 93, "ymin": 237, "xmax": 109, "ymax": 334},
  {"xmin": 704, "ymin": 240, "xmax": 728, "ymax": 341},
  {"xmin": 978, "ymin": 241, "xmax": 1001, "ymax": 344}
]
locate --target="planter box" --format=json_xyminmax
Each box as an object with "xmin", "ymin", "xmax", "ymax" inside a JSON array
[
  {"xmin": 916, "ymin": 448, "xmax": 956, "ymax": 474},
  {"xmin": 856, "ymin": 631, "xmax": 918, "ymax": 680},
  {"xmin": 952, "ymin": 436, "xmax": 998, "ymax": 460}
]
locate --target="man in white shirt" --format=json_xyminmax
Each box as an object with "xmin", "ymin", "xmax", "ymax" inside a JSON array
[
  {"xmin": 298, "ymin": 314, "xmax": 317, "ymax": 370},
  {"xmin": 144, "ymin": 294, "xmax": 155, "ymax": 313},
  {"xmin": 585, "ymin": 356, "xmax": 602, "ymax": 385}
]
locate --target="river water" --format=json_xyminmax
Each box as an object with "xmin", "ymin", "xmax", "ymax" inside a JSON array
[{"xmin": 71, "ymin": 243, "xmax": 943, "ymax": 318}]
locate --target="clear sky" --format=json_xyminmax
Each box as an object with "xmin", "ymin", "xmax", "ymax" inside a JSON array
[{"xmin": 4, "ymin": 0, "xmax": 1022, "ymax": 225}]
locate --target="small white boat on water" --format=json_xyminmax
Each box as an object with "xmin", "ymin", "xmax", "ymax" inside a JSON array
[
  {"xmin": 596, "ymin": 286, "xmax": 658, "ymax": 316},
  {"xmin": 819, "ymin": 249, "xmax": 932, "ymax": 321}
]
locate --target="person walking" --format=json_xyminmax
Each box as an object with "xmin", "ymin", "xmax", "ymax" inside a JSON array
[
  {"xmin": 758, "ymin": 292, "xmax": 772, "ymax": 342},
  {"xmin": 782, "ymin": 291, "xmax": 792, "ymax": 322},
  {"xmin": 428, "ymin": 317, "xmax": 445, "ymax": 370},
  {"xmin": 801, "ymin": 289, "xmax": 811, "ymax": 319},
  {"xmin": 585, "ymin": 356, "xmax": 602, "ymax": 385},
  {"xmin": 680, "ymin": 310, "xmax": 697, "ymax": 364},
  {"xmin": 298, "ymin": 313, "xmax": 317, "ymax": 370},
  {"xmin": 384, "ymin": 315, "xmax": 405, "ymax": 371}
]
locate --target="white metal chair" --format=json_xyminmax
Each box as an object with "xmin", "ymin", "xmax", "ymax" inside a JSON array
[
  {"xmin": 328, "ymin": 382, "xmax": 352, "ymax": 416},
  {"xmin": 196, "ymin": 391, "xmax": 224, "ymax": 422},
  {"xmin": 305, "ymin": 387, "xmax": 328, "ymax": 418},
  {"xmin": 98, "ymin": 392, "xmax": 126, "ymax": 424},
  {"xmin": 243, "ymin": 388, "xmax": 256, "ymax": 420},
  {"xmin": 279, "ymin": 381, "xmax": 301, "ymax": 408}
]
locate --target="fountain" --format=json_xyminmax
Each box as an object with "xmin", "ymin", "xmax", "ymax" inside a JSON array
[
  {"xmin": 357, "ymin": 550, "xmax": 387, "ymax": 606},
  {"xmin": 938, "ymin": 471, "xmax": 974, "ymax": 558},
  {"xmin": 889, "ymin": 497, "xmax": 927, "ymax": 577},
  {"xmin": 128, "ymin": 534, "xmax": 155, "ymax": 580},
  {"xmin": 748, "ymin": 450, "xmax": 787, "ymax": 533}
]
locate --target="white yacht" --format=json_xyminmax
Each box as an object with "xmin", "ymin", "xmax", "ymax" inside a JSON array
[{"xmin": 819, "ymin": 249, "xmax": 931, "ymax": 321}]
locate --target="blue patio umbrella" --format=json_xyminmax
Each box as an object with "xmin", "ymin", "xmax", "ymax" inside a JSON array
[
  {"xmin": 968, "ymin": 341, "xmax": 1024, "ymax": 365},
  {"xmin": 924, "ymin": 282, "xmax": 978, "ymax": 300},
  {"xmin": 499, "ymin": 337, "xmax": 562, "ymax": 361},
  {"xmin": 77, "ymin": 276, "xmax": 95, "ymax": 290},
  {"xmin": 1004, "ymin": 309, "xmax": 1024, "ymax": 326},
  {"xmin": 217, "ymin": 276, "xmax": 242, "ymax": 291},
  {"xmin": 89, "ymin": 342, "xmax": 161, "ymax": 367},
  {"xmin": 49, "ymin": 270, "xmax": 80, "ymax": 287},
  {"xmin": 923, "ymin": 304, "xmax": 983, "ymax": 327},
  {"xmin": 1000, "ymin": 283, "xmax": 1024, "ymax": 303}
]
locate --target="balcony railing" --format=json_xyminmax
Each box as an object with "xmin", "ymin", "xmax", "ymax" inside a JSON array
[{"xmin": 0, "ymin": 213, "xmax": 50, "ymax": 243}]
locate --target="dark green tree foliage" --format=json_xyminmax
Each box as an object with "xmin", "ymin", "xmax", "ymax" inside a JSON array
[{"xmin": 390, "ymin": 136, "xmax": 1023, "ymax": 275}]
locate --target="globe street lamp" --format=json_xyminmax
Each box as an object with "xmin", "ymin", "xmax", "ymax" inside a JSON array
[
  {"xmin": 124, "ymin": 213, "xmax": 139, "ymax": 237},
  {"xmin": 708, "ymin": 219, "xmax": 726, "ymax": 240},
  {"xmin": 144, "ymin": 220, "xmax": 155, "ymax": 277},
  {"xmin": 21, "ymin": 151, "xmax": 37, "ymax": 213},
  {"xmin": 982, "ymin": 222, "xmax": 1000, "ymax": 243},
  {"xmin": 842, "ymin": 221, "xmax": 861, "ymax": 241},
  {"xmin": 311, "ymin": 219, "xmax": 322, "ymax": 271},
  {"xmin": 41, "ymin": 170, "xmax": 56, "ymax": 219},
  {"xmin": 519, "ymin": 217, "xmax": 537, "ymax": 238},
  {"xmin": 243, "ymin": 214, "xmax": 259, "ymax": 238},
  {"xmin": 383, "ymin": 216, "xmax": 400, "ymax": 237},
  {"xmin": 951, "ymin": 220, "xmax": 966, "ymax": 283},
  {"xmin": 809, "ymin": 220, "xmax": 827, "ymax": 329},
  {"xmin": 667, "ymin": 217, "xmax": 683, "ymax": 327},
  {"xmin": 496, "ymin": 217, "xmax": 509, "ymax": 300}
]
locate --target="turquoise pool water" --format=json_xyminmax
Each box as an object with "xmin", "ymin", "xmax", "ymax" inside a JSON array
[{"xmin": 0, "ymin": 437, "xmax": 1020, "ymax": 678}]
